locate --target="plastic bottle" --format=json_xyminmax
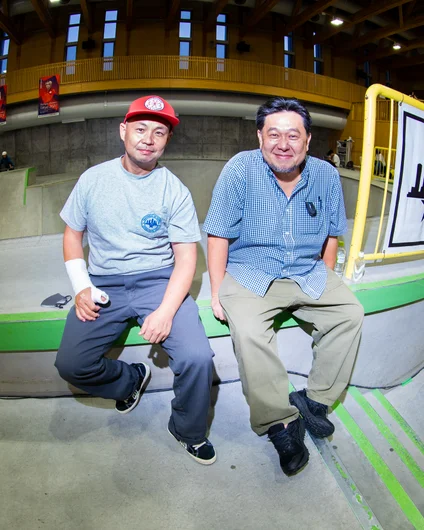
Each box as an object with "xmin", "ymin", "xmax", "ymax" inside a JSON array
[
  {"xmin": 334, "ymin": 240, "xmax": 346, "ymax": 278},
  {"xmin": 352, "ymin": 251, "xmax": 366, "ymax": 283}
]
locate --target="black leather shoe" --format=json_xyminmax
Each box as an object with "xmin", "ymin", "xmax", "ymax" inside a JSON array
[
  {"xmin": 289, "ymin": 389, "xmax": 335, "ymax": 438},
  {"xmin": 268, "ymin": 418, "xmax": 309, "ymax": 476}
]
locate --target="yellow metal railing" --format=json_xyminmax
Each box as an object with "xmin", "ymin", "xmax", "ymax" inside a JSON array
[
  {"xmin": 2, "ymin": 55, "xmax": 366, "ymax": 106},
  {"xmin": 346, "ymin": 84, "xmax": 424, "ymax": 279},
  {"xmin": 372, "ymin": 146, "xmax": 396, "ymax": 181}
]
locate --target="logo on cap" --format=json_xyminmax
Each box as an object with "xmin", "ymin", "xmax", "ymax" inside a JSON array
[{"xmin": 144, "ymin": 97, "xmax": 165, "ymax": 112}]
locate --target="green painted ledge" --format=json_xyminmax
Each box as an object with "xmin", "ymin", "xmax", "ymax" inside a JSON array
[
  {"xmin": 23, "ymin": 167, "xmax": 36, "ymax": 205},
  {"xmin": 1, "ymin": 273, "xmax": 423, "ymax": 352}
]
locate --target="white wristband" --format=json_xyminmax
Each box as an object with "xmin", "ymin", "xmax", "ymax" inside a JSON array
[{"xmin": 65, "ymin": 258, "xmax": 109, "ymax": 304}]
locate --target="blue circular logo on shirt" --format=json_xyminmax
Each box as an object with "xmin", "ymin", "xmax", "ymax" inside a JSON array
[{"xmin": 141, "ymin": 213, "xmax": 162, "ymax": 233}]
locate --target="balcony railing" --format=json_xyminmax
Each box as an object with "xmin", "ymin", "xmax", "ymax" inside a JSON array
[
  {"xmin": 2, "ymin": 55, "xmax": 366, "ymax": 107},
  {"xmin": 351, "ymin": 99, "xmax": 400, "ymax": 122}
]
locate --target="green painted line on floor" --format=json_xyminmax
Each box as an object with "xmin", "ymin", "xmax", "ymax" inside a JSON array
[
  {"xmin": 349, "ymin": 387, "xmax": 424, "ymax": 488},
  {"xmin": 372, "ymin": 389, "xmax": 424, "ymax": 455},
  {"xmin": 333, "ymin": 401, "xmax": 424, "ymax": 530},
  {"xmin": 401, "ymin": 378, "xmax": 413, "ymax": 386}
]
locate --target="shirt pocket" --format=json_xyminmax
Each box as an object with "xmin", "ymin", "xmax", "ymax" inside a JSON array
[
  {"xmin": 295, "ymin": 200, "xmax": 324, "ymax": 235},
  {"xmin": 140, "ymin": 207, "xmax": 169, "ymax": 238}
]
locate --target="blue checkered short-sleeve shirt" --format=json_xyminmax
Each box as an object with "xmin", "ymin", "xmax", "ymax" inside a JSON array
[{"xmin": 203, "ymin": 150, "xmax": 347, "ymax": 299}]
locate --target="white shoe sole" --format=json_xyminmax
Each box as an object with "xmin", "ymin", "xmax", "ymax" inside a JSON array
[
  {"xmin": 116, "ymin": 363, "xmax": 151, "ymax": 414},
  {"xmin": 168, "ymin": 428, "xmax": 217, "ymax": 465}
]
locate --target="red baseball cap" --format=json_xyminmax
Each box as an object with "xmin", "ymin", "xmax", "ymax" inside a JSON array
[{"xmin": 124, "ymin": 95, "xmax": 180, "ymax": 127}]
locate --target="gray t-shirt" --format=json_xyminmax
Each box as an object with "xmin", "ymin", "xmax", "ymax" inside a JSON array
[{"xmin": 60, "ymin": 157, "xmax": 201, "ymax": 275}]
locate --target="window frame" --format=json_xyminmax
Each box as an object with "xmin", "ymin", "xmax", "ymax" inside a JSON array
[
  {"xmin": 103, "ymin": 9, "xmax": 118, "ymax": 71},
  {"xmin": 283, "ymin": 32, "xmax": 295, "ymax": 69},
  {"xmin": 313, "ymin": 43, "xmax": 323, "ymax": 75},
  {"xmin": 179, "ymin": 10, "xmax": 192, "ymax": 70},
  {"xmin": 0, "ymin": 31, "xmax": 10, "ymax": 74},
  {"xmin": 364, "ymin": 61, "xmax": 372, "ymax": 88},
  {"xmin": 216, "ymin": 13, "xmax": 228, "ymax": 71},
  {"xmin": 65, "ymin": 13, "xmax": 81, "ymax": 74}
]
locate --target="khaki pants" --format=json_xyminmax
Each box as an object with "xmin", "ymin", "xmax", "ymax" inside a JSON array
[{"xmin": 219, "ymin": 268, "xmax": 364, "ymax": 435}]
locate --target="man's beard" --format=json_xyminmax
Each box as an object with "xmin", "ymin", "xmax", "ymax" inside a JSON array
[
  {"xmin": 268, "ymin": 158, "xmax": 307, "ymax": 175},
  {"xmin": 268, "ymin": 162, "xmax": 300, "ymax": 174}
]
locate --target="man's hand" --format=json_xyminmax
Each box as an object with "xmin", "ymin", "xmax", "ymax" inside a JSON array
[
  {"xmin": 211, "ymin": 294, "xmax": 227, "ymax": 322},
  {"xmin": 139, "ymin": 307, "xmax": 174, "ymax": 344},
  {"xmin": 75, "ymin": 287, "xmax": 102, "ymax": 322}
]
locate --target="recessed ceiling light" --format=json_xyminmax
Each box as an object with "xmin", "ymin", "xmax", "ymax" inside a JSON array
[
  {"xmin": 331, "ymin": 17, "xmax": 344, "ymax": 26},
  {"xmin": 392, "ymin": 43, "xmax": 401, "ymax": 50}
]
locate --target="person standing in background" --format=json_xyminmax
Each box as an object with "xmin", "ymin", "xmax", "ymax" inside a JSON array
[
  {"xmin": 326, "ymin": 149, "xmax": 340, "ymax": 168},
  {"xmin": 0, "ymin": 151, "xmax": 14, "ymax": 171}
]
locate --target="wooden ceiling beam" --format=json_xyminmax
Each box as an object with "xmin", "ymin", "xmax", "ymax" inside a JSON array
[
  {"xmin": 205, "ymin": 0, "xmax": 230, "ymax": 32},
  {"xmin": 80, "ymin": 0, "xmax": 93, "ymax": 34},
  {"xmin": 30, "ymin": 0, "xmax": 55, "ymax": 39},
  {"xmin": 398, "ymin": 5, "xmax": 404, "ymax": 28},
  {"xmin": 0, "ymin": 10, "xmax": 21, "ymax": 44},
  {"xmin": 285, "ymin": 0, "xmax": 337, "ymax": 33},
  {"xmin": 339, "ymin": 14, "xmax": 424, "ymax": 51},
  {"xmin": 291, "ymin": 0, "xmax": 303, "ymax": 18},
  {"xmin": 362, "ymin": 37, "xmax": 424, "ymax": 63},
  {"xmin": 241, "ymin": 0, "xmax": 281, "ymax": 37},
  {"xmin": 352, "ymin": 21, "xmax": 364, "ymax": 41},
  {"xmin": 314, "ymin": 0, "xmax": 412, "ymax": 44},
  {"xmin": 126, "ymin": 0, "xmax": 134, "ymax": 31},
  {"xmin": 405, "ymin": 0, "xmax": 416, "ymax": 17},
  {"xmin": 165, "ymin": 0, "xmax": 181, "ymax": 31},
  {"xmin": 350, "ymin": 0, "xmax": 412, "ymax": 41},
  {"xmin": 390, "ymin": 52, "xmax": 424, "ymax": 69}
]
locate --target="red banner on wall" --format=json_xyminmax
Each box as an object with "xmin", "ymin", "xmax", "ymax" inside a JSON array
[
  {"xmin": 0, "ymin": 85, "xmax": 7, "ymax": 125},
  {"xmin": 38, "ymin": 75, "xmax": 60, "ymax": 117}
]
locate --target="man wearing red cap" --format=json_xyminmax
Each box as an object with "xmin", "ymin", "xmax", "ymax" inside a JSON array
[{"xmin": 55, "ymin": 95, "xmax": 216, "ymax": 465}]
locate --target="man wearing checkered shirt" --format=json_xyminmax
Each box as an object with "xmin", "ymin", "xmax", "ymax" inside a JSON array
[{"xmin": 203, "ymin": 97, "xmax": 364, "ymax": 476}]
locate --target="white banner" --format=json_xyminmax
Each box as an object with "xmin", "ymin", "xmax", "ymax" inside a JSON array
[{"xmin": 383, "ymin": 102, "xmax": 424, "ymax": 253}]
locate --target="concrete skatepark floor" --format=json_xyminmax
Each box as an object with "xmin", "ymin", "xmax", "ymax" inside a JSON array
[{"xmin": 0, "ymin": 372, "xmax": 422, "ymax": 530}]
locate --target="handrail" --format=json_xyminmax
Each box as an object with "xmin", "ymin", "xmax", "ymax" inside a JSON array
[
  {"xmin": 345, "ymin": 84, "xmax": 424, "ymax": 279},
  {"xmin": 2, "ymin": 55, "xmax": 366, "ymax": 107}
]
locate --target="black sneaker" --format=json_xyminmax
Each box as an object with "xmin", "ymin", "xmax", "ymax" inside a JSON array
[
  {"xmin": 268, "ymin": 419, "xmax": 309, "ymax": 476},
  {"xmin": 168, "ymin": 428, "xmax": 217, "ymax": 465},
  {"xmin": 289, "ymin": 389, "xmax": 335, "ymax": 438},
  {"xmin": 115, "ymin": 363, "xmax": 151, "ymax": 414}
]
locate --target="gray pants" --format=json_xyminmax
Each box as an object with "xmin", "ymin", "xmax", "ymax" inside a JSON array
[
  {"xmin": 219, "ymin": 268, "xmax": 364, "ymax": 435},
  {"xmin": 55, "ymin": 266, "xmax": 214, "ymax": 445}
]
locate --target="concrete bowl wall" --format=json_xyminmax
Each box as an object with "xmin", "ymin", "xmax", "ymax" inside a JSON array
[{"xmin": 0, "ymin": 164, "xmax": 390, "ymax": 241}]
